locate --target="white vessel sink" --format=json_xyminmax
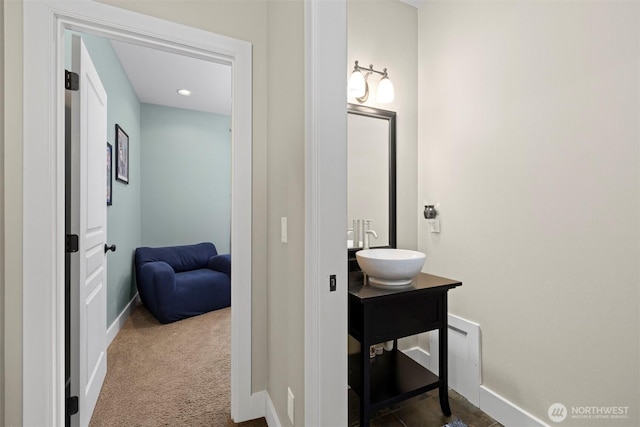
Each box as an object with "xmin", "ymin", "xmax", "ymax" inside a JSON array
[{"xmin": 355, "ymin": 248, "xmax": 426, "ymax": 288}]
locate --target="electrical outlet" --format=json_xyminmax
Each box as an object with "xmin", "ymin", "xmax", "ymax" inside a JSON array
[{"xmin": 287, "ymin": 387, "xmax": 294, "ymax": 424}]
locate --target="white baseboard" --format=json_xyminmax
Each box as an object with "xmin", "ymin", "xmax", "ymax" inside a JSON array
[
  {"xmin": 404, "ymin": 347, "xmax": 550, "ymax": 427},
  {"xmin": 479, "ymin": 386, "xmax": 550, "ymax": 427},
  {"xmin": 402, "ymin": 346, "xmax": 431, "ymax": 369},
  {"xmin": 106, "ymin": 293, "xmax": 140, "ymax": 346},
  {"xmin": 233, "ymin": 390, "xmax": 282, "ymax": 427},
  {"xmin": 264, "ymin": 391, "xmax": 283, "ymax": 427}
]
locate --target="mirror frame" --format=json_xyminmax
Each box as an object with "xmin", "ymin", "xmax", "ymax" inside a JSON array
[{"xmin": 347, "ymin": 103, "xmax": 397, "ymax": 263}]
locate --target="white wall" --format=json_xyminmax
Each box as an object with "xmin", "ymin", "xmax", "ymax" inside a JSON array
[
  {"xmin": 2, "ymin": 0, "xmax": 23, "ymax": 424},
  {"xmin": 418, "ymin": 2, "xmax": 639, "ymax": 425}
]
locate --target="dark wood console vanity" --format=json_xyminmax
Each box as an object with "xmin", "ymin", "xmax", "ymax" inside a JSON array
[{"xmin": 348, "ymin": 270, "xmax": 462, "ymax": 427}]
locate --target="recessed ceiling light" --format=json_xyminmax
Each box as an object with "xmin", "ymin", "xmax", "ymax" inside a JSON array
[{"xmin": 177, "ymin": 89, "xmax": 192, "ymax": 97}]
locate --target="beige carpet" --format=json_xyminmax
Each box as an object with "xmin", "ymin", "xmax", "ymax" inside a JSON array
[{"xmin": 90, "ymin": 304, "xmax": 267, "ymax": 427}]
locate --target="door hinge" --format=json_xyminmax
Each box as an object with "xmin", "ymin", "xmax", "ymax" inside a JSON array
[
  {"xmin": 66, "ymin": 396, "xmax": 79, "ymax": 416},
  {"xmin": 65, "ymin": 70, "xmax": 79, "ymax": 91},
  {"xmin": 66, "ymin": 234, "xmax": 79, "ymax": 253}
]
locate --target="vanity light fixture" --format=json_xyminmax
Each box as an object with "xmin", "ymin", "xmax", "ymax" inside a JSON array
[
  {"xmin": 177, "ymin": 88, "xmax": 192, "ymax": 96},
  {"xmin": 347, "ymin": 60, "xmax": 395, "ymax": 104}
]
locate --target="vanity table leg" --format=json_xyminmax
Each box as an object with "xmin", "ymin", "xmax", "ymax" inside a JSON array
[
  {"xmin": 360, "ymin": 336, "xmax": 371, "ymax": 427},
  {"xmin": 438, "ymin": 292, "xmax": 452, "ymax": 416}
]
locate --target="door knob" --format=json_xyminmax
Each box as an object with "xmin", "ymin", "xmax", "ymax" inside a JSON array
[{"xmin": 104, "ymin": 244, "xmax": 116, "ymax": 253}]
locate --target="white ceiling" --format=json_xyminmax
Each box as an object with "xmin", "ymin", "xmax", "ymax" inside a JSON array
[
  {"xmin": 110, "ymin": 39, "xmax": 232, "ymax": 116},
  {"xmin": 110, "ymin": 0, "xmax": 422, "ymax": 115}
]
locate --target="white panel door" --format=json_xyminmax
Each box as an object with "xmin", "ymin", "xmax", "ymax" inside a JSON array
[{"xmin": 69, "ymin": 34, "xmax": 109, "ymax": 427}]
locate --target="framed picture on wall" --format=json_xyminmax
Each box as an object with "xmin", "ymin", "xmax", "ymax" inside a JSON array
[
  {"xmin": 107, "ymin": 142, "xmax": 113, "ymax": 205},
  {"xmin": 115, "ymin": 124, "xmax": 129, "ymax": 184}
]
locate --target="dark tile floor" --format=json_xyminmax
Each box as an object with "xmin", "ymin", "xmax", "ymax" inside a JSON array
[{"xmin": 349, "ymin": 387, "xmax": 504, "ymax": 427}]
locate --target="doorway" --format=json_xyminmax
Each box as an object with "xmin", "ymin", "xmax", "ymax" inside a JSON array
[
  {"xmin": 65, "ymin": 29, "xmax": 236, "ymax": 424},
  {"xmin": 22, "ymin": 2, "xmax": 255, "ymax": 424}
]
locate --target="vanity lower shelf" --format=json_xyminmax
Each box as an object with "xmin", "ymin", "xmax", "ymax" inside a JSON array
[{"xmin": 348, "ymin": 349, "xmax": 440, "ymax": 410}]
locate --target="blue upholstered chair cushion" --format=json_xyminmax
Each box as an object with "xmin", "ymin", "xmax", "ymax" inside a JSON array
[
  {"xmin": 134, "ymin": 242, "xmax": 231, "ymax": 324},
  {"xmin": 135, "ymin": 242, "xmax": 216, "ymax": 273}
]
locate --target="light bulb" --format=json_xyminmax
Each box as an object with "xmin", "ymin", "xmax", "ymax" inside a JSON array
[
  {"xmin": 376, "ymin": 76, "xmax": 394, "ymax": 104},
  {"xmin": 347, "ymin": 70, "xmax": 366, "ymax": 98}
]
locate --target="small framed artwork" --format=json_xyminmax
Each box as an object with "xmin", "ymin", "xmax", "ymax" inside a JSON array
[
  {"xmin": 115, "ymin": 124, "xmax": 129, "ymax": 184},
  {"xmin": 107, "ymin": 142, "xmax": 113, "ymax": 205}
]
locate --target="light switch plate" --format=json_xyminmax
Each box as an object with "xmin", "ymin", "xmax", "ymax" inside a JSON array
[{"xmin": 281, "ymin": 217, "xmax": 288, "ymax": 243}]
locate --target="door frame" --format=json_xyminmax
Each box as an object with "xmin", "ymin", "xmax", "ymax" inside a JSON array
[
  {"xmin": 304, "ymin": 0, "xmax": 348, "ymax": 426},
  {"xmin": 23, "ymin": 1, "xmax": 255, "ymax": 424}
]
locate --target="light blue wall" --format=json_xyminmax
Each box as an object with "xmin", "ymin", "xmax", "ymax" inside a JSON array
[
  {"xmin": 66, "ymin": 32, "xmax": 142, "ymax": 327},
  {"xmin": 140, "ymin": 104, "xmax": 231, "ymax": 253}
]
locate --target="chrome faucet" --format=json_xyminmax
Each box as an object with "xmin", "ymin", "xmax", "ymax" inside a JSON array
[
  {"xmin": 363, "ymin": 219, "xmax": 378, "ymax": 249},
  {"xmin": 351, "ymin": 219, "xmax": 363, "ymax": 248}
]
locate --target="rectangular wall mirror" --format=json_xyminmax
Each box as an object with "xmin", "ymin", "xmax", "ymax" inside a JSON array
[{"xmin": 347, "ymin": 104, "xmax": 396, "ymax": 260}]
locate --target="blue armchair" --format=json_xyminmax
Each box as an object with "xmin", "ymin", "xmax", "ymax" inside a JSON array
[{"xmin": 134, "ymin": 242, "xmax": 231, "ymax": 324}]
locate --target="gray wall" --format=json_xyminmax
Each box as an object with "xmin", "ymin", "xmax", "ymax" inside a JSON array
[
  {"xmin": 140, "ymin": 103, "xmax": 231, "ymax": 252},
  {"xmin": 418, "ymin": 2, "xmax": 639, "ymax": 425}
]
